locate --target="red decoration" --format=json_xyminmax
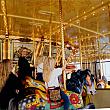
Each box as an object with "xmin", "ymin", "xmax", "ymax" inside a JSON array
[{"xmin": 70, "ymin": 93, "xmax": 79, "ymax": 104}]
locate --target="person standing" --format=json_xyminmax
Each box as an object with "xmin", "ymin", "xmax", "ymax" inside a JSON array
[{"xmin": 18, "ymin": 47, "xmax": 32, "ymax": 80}]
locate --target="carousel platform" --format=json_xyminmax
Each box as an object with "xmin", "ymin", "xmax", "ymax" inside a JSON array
[{"xmin": 93, "ymin": 88, "xmax": 110, "ymax": 108}]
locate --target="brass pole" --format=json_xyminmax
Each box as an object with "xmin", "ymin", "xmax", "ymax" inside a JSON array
[
  {"xmin": 1, "ymin": 0, "xmax": 8, "ymax": 35},
  {"xmin": 32, "ymin": 28, "xmax": 37, "ymax": 79},
  {"xmin": 1, "ymin": 0, "xmax": 9, "ymax": 59},
  {"xmin": 59, "ymin": 0, "xmax": 65, "ymax": 66},
  {"xmin": 97, "ymin": 12, "xmax": 103, "ymax": 78},
  {"xmin": 49, "ymin": 0, "xmax": 52, "ymax": 58},
  {"xmin": 84, "ymin": 47, "xmax": 86, "ymax": 69},
  {"xmin": 80, "ymin": 42, "xmax": 83, "ymax": 69},
  {"xmin": 79, "ymin": 21, "xmax": 82, "ymax": 69},
  {"xmin": 59, "ymin": 0, "xmax": 66, "ymax": 90},
  {"xmin": 32, "ymin": 7, "xmax": 36, "ymax": 79}
]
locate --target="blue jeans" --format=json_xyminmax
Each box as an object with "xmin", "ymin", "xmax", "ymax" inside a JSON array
[{"xmin": 60, "ymin": 90, "xmax": 70, "ymax": 110}]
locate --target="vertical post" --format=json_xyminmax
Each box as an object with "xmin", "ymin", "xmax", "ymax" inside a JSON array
[
  {"xmin": 49, "ymin": 0, "xmax": 52, "ymax": 58},
  {"xmin": 97, "ymin": 21, "xmax": 103, "ymax": 78},
  {"xmin": 59, "ymin": 0, "xmax": 66, "ymax": 90},
  {"xmin": 79, "ymin": 38, "xmax": 82, "ymax": 69},
  {"xmin": 32, "ymin": 28, "xmax": 37, "ymax": 79},
  {"xmin": 78, "ymin": 19, "xmax": 83, "ymax": 69},
  {"xmin": 1, "ymin": 0, "xmax": 9, "ymax": 59}
]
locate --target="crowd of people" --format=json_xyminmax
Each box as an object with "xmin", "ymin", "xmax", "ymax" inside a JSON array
[
  {"xmin": 0, "ymin": 47, "xmax": 70, "ymax": 110},
  {"xmin": 0, "ymin": 47, "xmax": 98, "ymax": 110},
  {"xmin": 0, "ymin": 47, "xmax": 32, "ymax": 110}
]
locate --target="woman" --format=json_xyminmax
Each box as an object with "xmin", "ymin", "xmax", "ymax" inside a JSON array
[
  {"xmin": 18, "ymin": 47, "xmax": 32, "ymax": 80},
  {"xmin": 0, "ymin": 59, "xmax": 22, "ymax": 110}
]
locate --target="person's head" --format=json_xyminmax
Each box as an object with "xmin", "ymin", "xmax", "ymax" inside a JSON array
[
  {"xmin": 86, "ymin": 74, "xmax": 91, "ymax": 82},
  {"xmin": 19, "ymin": 47, "xmax": 28, "ymax": 57},
  {"xmin": 2, "ymin": 59, "xmax": 13, "ymax": 74},
  {"xmin": 0, "ymin": 59, "xmax": 13, "ymax": 88}
]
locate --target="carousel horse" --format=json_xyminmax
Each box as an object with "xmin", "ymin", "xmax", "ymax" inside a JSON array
[
  {"xmin": 18, "ymin": 76, "xmax": 77, "ymax": 110},
  {"xmin": 66, "ymin": 69, "xmax": 96, "ymax": 109},
  {"xmin": 18, "ymin": 76, "xmax": 47, "ymax": 110},
  {"xmin": 17, "ymin": 69, "xmax": 96, "ymax": 110}
]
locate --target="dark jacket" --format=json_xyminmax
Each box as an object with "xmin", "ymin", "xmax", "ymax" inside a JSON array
[
  {"xmin": 0, "ymin": 73, "xmax": 22, "ymax": 109},
  {"xmin": 18, "ymin": 57, "xmax": 32, "ymax": 80}
]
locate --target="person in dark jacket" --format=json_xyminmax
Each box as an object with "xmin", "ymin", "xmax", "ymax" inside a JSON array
[
  {"xmin": 0, "ymin": 59, "xmax": 22, "ymax": 110},
  {"xmin": 18, "ymin": 47, "xmax": 32, "ymax": 80}
]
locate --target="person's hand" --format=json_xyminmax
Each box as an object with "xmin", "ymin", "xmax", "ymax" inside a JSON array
[
  {"xmin": 64, "ymin": 60, "xmax": 67, "ymax": 65},
  {"xmin": 16, "ymin": 89, "xmax": 19, "ymax": 94},
  {"xmin": 34, "ymin": 63, "xmax": 38, "ymax": 68}
]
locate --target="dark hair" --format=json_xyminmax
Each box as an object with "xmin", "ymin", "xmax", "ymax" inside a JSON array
[
  {"xmin": 85, "ymin": 69, "xmax": 91, "ymax": 76},
  {"xmin": 18, "ymin": 47, "xmax": 28, "ymax": 57}
]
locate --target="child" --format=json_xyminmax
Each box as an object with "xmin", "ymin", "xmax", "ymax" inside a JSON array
[{"xmin": 43, "ymin": 58, "xmax": 70, "ymax": 110}]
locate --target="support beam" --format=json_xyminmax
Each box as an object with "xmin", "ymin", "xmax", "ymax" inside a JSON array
[{"xmin": 0, "ymin": 13, "xmax": 104, "ymax": 37}]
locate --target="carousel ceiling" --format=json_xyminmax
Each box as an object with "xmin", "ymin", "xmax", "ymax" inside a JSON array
[{"xmin": 0, "ymin": 0, "xmax": 110, "ymax": 62}]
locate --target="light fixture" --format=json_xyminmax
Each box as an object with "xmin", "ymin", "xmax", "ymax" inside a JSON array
[
  {"xmin": 92, "ymin": 12, "xmax": 95, "ymax": 16},
  {"xmin": 92, "ymin": 7, "xmax": 94, "ymax": 9},
  {"xmin": 76, "ymin": 20, "xmax": 80, "ymax": 24},
  {"xmin": 39, "ymin": 10, "xmax": 55, "ymax": 15},
  {"xmin": 84, "ymin": 16, "xmax": 87, "ymax": 20},
  {"xmin": 83, "ymin": 11, "xmax": 86, "ymax": 14},
  {"xmin": 102, "ymin": 7, "xmax": 105, "ymax": 11}
]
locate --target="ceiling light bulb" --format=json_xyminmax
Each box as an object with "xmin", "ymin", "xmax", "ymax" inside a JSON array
[
  {"xmin": 76, "ymin": 20, "xmax": 80, "ymax": 24},
  {"xmin": 92, "ymin": 7, "xmax": 94, "ymax": 9},
  {"xmin": 93, "ymin": 13, "xmax": 95, "ymax": 16},
  {"xmin": 69, "ymin": 19, "xmax": 71, "ymax": 21},
  {"xmin": 84, "ymin": 16, "xmax": 87, "ymax": 20},
  {"xmin": 102, "ymin": 8, "xmax": 105, "ymax": 11}
]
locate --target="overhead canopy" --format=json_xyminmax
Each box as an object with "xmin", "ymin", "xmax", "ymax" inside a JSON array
[{"xmin": 0, "ymin": 0, "xmax": 110, "ymax": 62}]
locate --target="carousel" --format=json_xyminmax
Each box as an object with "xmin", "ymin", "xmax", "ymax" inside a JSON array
[{"xmin": 0, "ymin": 0, "xmax": 110, "ymax": 109}]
